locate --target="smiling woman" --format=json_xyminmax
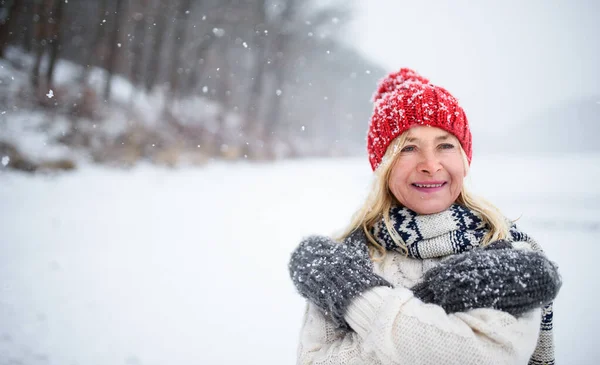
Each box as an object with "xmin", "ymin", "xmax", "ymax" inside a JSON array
[{"xmin": 287, "ymin": 68, "xmax": 562, "ymax": 365}]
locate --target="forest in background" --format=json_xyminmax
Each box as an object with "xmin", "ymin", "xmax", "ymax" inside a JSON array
[{"xmin": 0, "ymin": 0, "xmax": 385, "ymax": 171}]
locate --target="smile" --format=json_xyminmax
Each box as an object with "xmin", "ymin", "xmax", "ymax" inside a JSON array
[{"xmin": 412, "ymin": 182, "xmax": 446, "ymax": 188}]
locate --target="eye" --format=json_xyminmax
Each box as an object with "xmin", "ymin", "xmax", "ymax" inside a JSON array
[
  {"xmin": 401, "ymin": 145, "xmax": 416, "ymax": 152},
  {"xmin": 439, "ymin": 143, "xmax": 455, "ymax": 150}
]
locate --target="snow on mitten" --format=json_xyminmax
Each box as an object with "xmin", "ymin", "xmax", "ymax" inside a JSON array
[
  {"xmin": 288, "ymin": 229, "xmax": 392, "ymax": 328},
  {"xmin": 411, "ymin": 241, "xmax": 562, "ymax": 316}
]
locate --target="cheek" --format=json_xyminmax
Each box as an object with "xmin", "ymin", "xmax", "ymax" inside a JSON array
[
  {"xmin": 452, "ymin": 174, "xmax": 464, "ymax": 191},
  {"xmin": 388, "ymin": 165, "xmax": 410, "ymax": 196},
  {"xmin": 446, "ymin": 158, "xmax": 466, "ymax": 188}
]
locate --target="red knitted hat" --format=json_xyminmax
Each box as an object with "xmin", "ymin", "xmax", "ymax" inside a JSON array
[{"xmin": 367, "ymin": 68, "xmax": 472, "ymax": 171}]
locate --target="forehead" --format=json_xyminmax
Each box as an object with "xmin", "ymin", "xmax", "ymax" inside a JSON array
[{"xmin": 405, "ymin": 126, "xmax": 454, "ymax": 140}]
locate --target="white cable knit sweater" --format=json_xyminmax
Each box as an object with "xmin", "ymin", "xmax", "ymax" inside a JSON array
[{"xmin": 296, "ymin": 247, "xmax": 542, "ymax": 365}]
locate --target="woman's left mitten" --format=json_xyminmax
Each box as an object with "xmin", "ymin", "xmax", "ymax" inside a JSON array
[{"xmin": 411, "ymin": 246, "xmax": 562, "ymax": 316}]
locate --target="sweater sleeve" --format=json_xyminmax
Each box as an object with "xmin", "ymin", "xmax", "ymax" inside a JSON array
[
  {"xmin": 297, "ymin": 301, "xmax": 384, "ymax": 365},
  {"xmin": 343, "ymin": 286, "xmax": 541, "ymax": 365},
  {"xmin": 297, "ymin": 286, "xmax": 541, "ymax": 365}
]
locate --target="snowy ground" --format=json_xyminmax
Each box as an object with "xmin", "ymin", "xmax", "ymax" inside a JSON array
[{"xmin": 1, "ymin": 154, "xmax": 599, "ymax": 365}]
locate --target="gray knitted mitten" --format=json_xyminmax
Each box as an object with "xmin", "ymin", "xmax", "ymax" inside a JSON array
[
  {"xmin": 411, "ymin": 240, "xmax": 562, "ymax": 316},
  {"xmin": 288, "ymin": 229, "xmax": 392, "ymax": 328}
]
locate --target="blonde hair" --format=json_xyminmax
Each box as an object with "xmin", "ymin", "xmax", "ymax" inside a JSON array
[{"xmin": 337, "ymin": 131, "xmax": 511, "ymax": 260}]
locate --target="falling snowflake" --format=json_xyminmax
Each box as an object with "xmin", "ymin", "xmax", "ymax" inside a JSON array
[
  {"xmin": 202, "ymin": 86, "xmax": 208, "ymax": 93},
  {"xmin": 242, "ymin": 42, "xmax": 248, "ymax": 48},
  {"xmin": 46, "ymin": 89, "xmax": 54, "ymax": 98},
  {"xmin": 275, "ymin": 89, "xmax": 282, "ymax": 96},
  {"xmin": 212, "ymin": 28, "xmax": 225, "ymax": 37},
  {"xmin": 301, "ymin": 126, "xmax": 305, "ymax": 131},
  {"xmin": 1, "ymin": 156, "xmax": 9, "ymax": 166}
]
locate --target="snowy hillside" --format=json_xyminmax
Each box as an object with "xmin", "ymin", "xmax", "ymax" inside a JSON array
[{"xmin": 1, "ymin": 154, "xmax": 599, "ymax": 364}]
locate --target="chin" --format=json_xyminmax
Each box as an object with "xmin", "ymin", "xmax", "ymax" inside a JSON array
[{"xmin": 410, "ymin": 202, "xmax": 451, "ymax": 215}]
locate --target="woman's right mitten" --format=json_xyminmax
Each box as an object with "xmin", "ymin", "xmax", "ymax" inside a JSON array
[{"xmin": 288, "ymin": 231, "xmax": 392, "ymax": 328}]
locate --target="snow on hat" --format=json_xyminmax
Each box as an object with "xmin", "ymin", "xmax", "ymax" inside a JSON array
[{"xmin": 367, "ymin": 68, "xmax": 472, "ymax": 171}]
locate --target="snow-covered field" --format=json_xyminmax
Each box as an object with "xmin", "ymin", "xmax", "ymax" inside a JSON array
[{"xmin": 1, "ymin": 154, "xmax": 599, "ymax": 365}]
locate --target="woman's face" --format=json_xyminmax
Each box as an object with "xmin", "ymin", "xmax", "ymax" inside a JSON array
[{"xmin": 388, "ymin": 126, "xmax": 466, "ymax": 215}]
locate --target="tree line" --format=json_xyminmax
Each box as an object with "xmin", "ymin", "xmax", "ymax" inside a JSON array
[{"xmin": 0, "ymin": 0, "xmax": 384, "ymax": 162}]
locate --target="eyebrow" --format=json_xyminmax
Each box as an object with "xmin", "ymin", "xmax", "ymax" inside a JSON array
[{"xmin": 406, "ymin": 134, "xmax": 451, "ymax": 143}]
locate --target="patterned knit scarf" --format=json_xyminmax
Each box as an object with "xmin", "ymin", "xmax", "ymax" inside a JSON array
[{"xmin": 371, "ymin": 204, "xmax": 556, "ymax": 365}]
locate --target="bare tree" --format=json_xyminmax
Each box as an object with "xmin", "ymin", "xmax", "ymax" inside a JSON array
[
  {"xmin": 144, "ymin": 0, "xmax": 170, "ymax": 92},
  {"xmin": 0, "ymin": 0, "xmax": 18, "ymax": 58},
  {"xmin": 261, "ymin": 0, "xmax": 298, "ymax": 145},
  {"xmin": 129, "ymin": 0, "xmax": 148, "ymax": 88},
  {"xmin": 103, "ymin": 0, "xmax": 126, "ymax": 100},
  {"xmin": 79, "ymin": 0, "xmax": 109, "ymax": 86},
  {"xmin": 18, "ymin": 0, "xmax": 33, "ymax": 52},
  {"xmin": 166, "ymin": 0, "xmax": 192, "ymax": 103},
  {"xmin": 31, "ymin": 0, "xmax": 47, "ymax": 88},
  {"xmin": 184, "ymin": 0, "xmax": 224, "ymax": 95},
  {"xmin": 185, "ymin": 34, "xmax": 214, "ymax": 94},
  {"xmin": 45, "ymin": 0, "xmax": 64, "ymax": 87},
  {"xmin": 244, "ymin": 0, "xmax": 267, "ymax": 138}
]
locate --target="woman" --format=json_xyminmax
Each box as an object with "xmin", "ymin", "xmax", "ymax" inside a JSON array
[{"xmin": 288, "ymin": 68, "xmax": 562, "ymax": 364}]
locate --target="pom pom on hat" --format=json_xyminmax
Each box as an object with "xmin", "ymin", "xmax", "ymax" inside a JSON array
[{"xmin": 372, "ymin": 68, "xmax": 430, "ymax": 102}]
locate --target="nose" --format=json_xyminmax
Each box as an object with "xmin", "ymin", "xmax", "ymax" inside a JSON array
[{"xmin": 418, "ymin": 152, "xmax": 442, "ymax": 175}]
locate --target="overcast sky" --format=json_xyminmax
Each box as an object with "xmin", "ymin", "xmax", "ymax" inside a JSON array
[{"xmin": 345, "ymin": 0, "xmax": 600, "ymax": 134}]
